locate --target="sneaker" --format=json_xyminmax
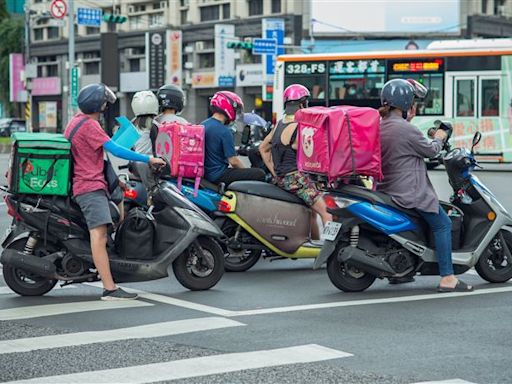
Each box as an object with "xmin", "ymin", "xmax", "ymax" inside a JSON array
[{"xmin": 101, "ymin": 287, "xmax": 138, "ymax": 301}]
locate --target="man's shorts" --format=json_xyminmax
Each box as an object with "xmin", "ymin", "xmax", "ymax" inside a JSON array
[
  {"xmin": 75, "ymin": 190, "xmax": 113, "ymax": 230},
  {"xmin": 276, "ymin": 171, "xmax": 321, "ymax": 207}
]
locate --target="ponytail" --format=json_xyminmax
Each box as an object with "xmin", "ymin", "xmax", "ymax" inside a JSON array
[{"xmin": 379, "ymin": 105, "xmax": 392, "ymax": 118}]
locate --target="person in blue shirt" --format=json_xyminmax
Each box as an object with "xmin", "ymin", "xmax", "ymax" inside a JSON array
[{"xmin": 203, "ymin": 91, "xmax": 265, "ymax": 186}]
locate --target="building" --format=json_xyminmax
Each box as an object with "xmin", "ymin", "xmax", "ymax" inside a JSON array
[{"xmin": 25, "ymin": 0, "xmax": 308, "ymax": 132}]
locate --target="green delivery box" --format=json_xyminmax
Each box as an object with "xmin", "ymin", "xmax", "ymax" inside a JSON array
[{"xmin": 8, "ymin": 133, "xmax": 72, "ymax": 196}]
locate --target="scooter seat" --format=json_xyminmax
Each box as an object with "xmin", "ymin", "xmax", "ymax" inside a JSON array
[
  {"xmin": 229, "ymin": 181, "xmax": 306, "ymax": 206},
  {"xmin": 337, "ymin": 184, "xmax": 422, "ymax": 218},
  {"xmin": 181, "ymin": 178, "xmax": 220, "ymax": 192}
]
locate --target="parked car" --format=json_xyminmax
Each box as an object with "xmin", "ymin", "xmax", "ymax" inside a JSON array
[{"xmin": 0, "ymin": 118, "xmax": 26, "ymax": 137}]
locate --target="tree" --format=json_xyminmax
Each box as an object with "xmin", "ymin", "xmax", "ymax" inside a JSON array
[{"xmin": 0, "ymin": 14, "xmax": 24, "ymax": 116}]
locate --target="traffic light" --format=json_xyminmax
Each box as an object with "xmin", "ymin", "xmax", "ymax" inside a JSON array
[
  {"xmin": 103, "ymin": 13, "xmax": 127, "ymax": 24},
  {"xmin": 227, "ymin": 41, "xmax": 253, "ymax": 50}
]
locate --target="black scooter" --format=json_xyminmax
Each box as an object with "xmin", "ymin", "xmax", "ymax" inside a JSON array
[{"xmin": 1, "ymin": 166, "xmax": 225, "ymax": 296}]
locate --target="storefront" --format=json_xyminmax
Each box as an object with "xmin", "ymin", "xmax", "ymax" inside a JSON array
[{"xmin": 31, "ymin": 77, "xmax": 62, "ymax": 133}]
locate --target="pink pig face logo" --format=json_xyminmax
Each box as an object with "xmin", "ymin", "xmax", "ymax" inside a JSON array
[
  {"xmin": 301, "ymin": 127, "xmax": 315, "ymax": 158},
  {"xmin": 155, "ymin": 132, "xmax": 173, "ymax": 161}
]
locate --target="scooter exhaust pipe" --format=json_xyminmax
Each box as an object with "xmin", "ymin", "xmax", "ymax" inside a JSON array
[
  {"xmin": 338, "ymin": 246, "xmax": 395, "ymax": 277},
  {"xmin": 1, "ymin": 249, "xmax": 59, "ymax": 279}
]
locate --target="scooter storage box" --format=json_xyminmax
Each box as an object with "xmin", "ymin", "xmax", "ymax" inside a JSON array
[
  {"xmin": 8, "ymin": 133, "xmax": 72, "ymax": 196},
  {"xmin": 155, "ymin": 122, "xmax": 205, "ymax": 196},
  {"xmin": 295, "ymin": 106, "xmax": 382, "ymax": 181}
]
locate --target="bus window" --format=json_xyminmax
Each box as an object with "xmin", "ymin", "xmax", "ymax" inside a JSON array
[
  {"xmin": 481, "ymin": 78, "xmax": 500, "ymax": 117},
  {"xmin": 455, "ymin": 79, "xmax": 475, "ymax": 117}
]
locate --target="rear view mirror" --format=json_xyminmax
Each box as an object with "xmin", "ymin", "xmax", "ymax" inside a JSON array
[
  {"xmin": 241, "ymin": 125, "xmax": 251, "ymax": 145},
  {"xmin": 471, "ymin": 131, "xmax": 482, "ymax": 153}
]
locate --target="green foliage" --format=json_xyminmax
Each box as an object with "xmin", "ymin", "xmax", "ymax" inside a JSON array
[
  {"xmin": 0, "ymin": 16, "xmax": 24, "ymax": 116},
  {"xmin": 0, "ymin": 1, "xmax": 9, "ymax": 21}
]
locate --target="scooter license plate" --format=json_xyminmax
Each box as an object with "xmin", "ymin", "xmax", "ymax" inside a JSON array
[{"xmin": 322, "ymin": 221, "xmax": 342, "ymax": 241}]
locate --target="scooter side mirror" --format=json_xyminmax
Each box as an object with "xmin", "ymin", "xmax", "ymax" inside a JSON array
[
  {"xmin": 471, "ymin": 131, "xmax": 482, "ymax": 154},
  {"xmin": 218, "ymin": 182, "xmax": 226, "ymax": 195},
  {"xmin": 241, "ymin": 125, "xmax": 251, "ymax": 145}
]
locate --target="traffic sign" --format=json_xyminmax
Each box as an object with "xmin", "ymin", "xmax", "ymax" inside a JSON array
[
  {"xmin": 77, "ymin": 8, "xmax": 102, "ymax": 26},
  {"xmin": 50, "ymin": 0, "xmax": 67, "ymax": 19},
  {"xmin": 252, "ymin": 38, "xmax": 277, "ymax": 55},
  {"xmin": 70, "ymin": 67, "xmax": 79, "ymax": 107}
]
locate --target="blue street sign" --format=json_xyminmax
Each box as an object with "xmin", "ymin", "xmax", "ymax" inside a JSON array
[
  {"xmin": 263, "ymin": 19, "xmax": 285, "ymax": 77},
  {"xmin": 77, "ymin": 8, "xmax": 102, "ymax": 27},
  {"xmin": 252, "ymin": 38, "xmax": 277, "ymax": 55},
  {"xmin": 218, "ymin": 76, "xmax": 235, "ymax": 87}
]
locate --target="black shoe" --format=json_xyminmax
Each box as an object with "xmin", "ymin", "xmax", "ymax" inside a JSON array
[
  {"xmin": 388, "ymin": 276, "xmax": 415, "ymax": 285},
  {"xmin": 101, "ymin": 287, "xmax": 138, "ymax": 301}
]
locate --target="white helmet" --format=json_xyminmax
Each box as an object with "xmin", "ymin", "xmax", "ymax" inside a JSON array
[{"xmin": 131, "ymin": 91, "xmax": 159, "ymax": 117}]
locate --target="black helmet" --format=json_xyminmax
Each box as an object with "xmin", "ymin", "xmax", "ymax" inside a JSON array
[
  {"xmin": 380, "ymin": 78, "xmax": 428, "ymax": 117},
  {"xmin": 157, "ymin": 84, "xmax": 185, "ymax": 113},
  {"xmin": 77, "ymin": 83, "xmax": 116, "ymax": 114}
]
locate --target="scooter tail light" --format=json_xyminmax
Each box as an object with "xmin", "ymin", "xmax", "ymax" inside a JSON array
[
  {"xmin": 324, "ymin": 195, "xmax": 338, "ymax": 209},
  {"xmin": 124, "ymin": 189, "xmax": 138, "ymax": 200},
  {"xmin": 5, "ymin": 196, "xmax": 22, "ymax": 221},
  {"xmin": 218, "ymin": 200, "xmax": 232, "ymax": 213}
]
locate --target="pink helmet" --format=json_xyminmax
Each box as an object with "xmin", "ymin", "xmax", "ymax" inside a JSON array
[
  {"xmin": 283, "ymin": 84, "xmax": 310, "ymax": 104},
  {"xmin": 210, "ymin": 91, "xmax": 244, "ymax": 122}
]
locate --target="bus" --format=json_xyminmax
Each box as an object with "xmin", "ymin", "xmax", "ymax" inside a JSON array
[{"xmin": 273, "ymin": 39, "xmax": 512, "ymax": 161}]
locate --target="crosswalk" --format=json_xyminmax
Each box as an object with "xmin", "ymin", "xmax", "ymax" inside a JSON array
[{"xmin": 0, "ymin": 283, "xmax": 480, "ymax": 384}]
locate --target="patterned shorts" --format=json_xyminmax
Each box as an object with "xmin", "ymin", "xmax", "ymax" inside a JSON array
[{"xmin": 276, "ymin": 171, "xmax": 321, "ymax": 207}]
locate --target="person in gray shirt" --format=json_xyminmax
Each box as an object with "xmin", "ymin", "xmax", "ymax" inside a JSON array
[{"xmin": 378, "ymin": 79, "xmax": 473, "ymax": 292}]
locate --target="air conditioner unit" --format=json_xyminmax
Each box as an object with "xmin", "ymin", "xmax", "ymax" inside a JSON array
[
  {"xmin": 195, "ymin": 41, "xmax": 205, "ymax": 51},
  {"xmin": 185, "ymin": 45, "xmax": 194, "ymax": 53}
]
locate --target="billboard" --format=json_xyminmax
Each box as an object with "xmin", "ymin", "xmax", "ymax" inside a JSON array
[
  {"xmin": 311, "ymin": 0, "xmax": 460, "ymax": 35},
  {"xmin": 167, "ymin": 30, "xmax": 182, "ymax": 87},
  {"xmin": 215, "ymin": 24, "xmax": 236, "ymax": 88}
]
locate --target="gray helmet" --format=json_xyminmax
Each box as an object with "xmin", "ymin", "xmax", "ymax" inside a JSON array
[
  {"xmin": 380, "ymin": 79, "xmax": 416, "ymax": 112},
  {"xmin": 78, "ymin": 83, "xmax": 116, "ymax": 114},
  {"xmin": 157, "ymin": 84, "xmax": 185, "ymax": 113}
]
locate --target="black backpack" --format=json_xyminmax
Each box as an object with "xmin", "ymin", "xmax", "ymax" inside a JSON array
[{"xmin": 115, "ymin": 208, "xmax": 156, "ymax": 260}]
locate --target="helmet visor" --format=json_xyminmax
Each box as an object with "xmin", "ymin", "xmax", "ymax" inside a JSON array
[
  {"xmin": 407, "ymin": 79, "xmax": 428, "ymax": 99},
  {"xmin": 104, "ymin": 86, "xmax": 117, "ymax": 104}
]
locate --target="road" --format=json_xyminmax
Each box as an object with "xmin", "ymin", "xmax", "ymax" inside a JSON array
[{"xmin": 0, "ymin": 153, "xmax": 512, "ymax": 383}]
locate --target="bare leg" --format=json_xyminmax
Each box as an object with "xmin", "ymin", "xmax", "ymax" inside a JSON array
[
  {"xmin": 90, "ymin": 225, "xmax": 116, "ymax": 291},
  {"xmin": 310, "ymin": 212, "xmax": 320, "ymax": 240},
  {"xmin": 312, "ymin": 197, "xmax": 333, "ymax": 225}
]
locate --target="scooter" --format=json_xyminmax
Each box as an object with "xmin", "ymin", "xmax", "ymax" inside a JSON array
[
  {"xmin": 1, "ymin": 165, "xmax": 225, "ymax": 296},
  {"xmin": 313, "ymin": 131, "xmax": 512, "ymax": 292}
]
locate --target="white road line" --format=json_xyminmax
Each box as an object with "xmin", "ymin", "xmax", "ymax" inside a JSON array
[
  {"xmin": 0, "ymin": 285, "xmax": 76, "ymax": 295},
  {"xmin": 0, "ymin": 300, "xmax": 153, "ymax": 321},
  {"xmin": 412, "ymin": 379, "xmax": 476, "ymax": 384},
  {"xmin": 2, "ymin": 344, "xmax": 352, "ymax": 384},
  {"xmin": 0, "ymin": 317, "xmax": 245, "ymax": 354}
]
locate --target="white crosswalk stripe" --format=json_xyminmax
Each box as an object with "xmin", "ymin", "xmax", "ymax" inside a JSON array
[
  {"xmin": 0, "ymin": 317, "xmax": 245, "ymax": 354},
  {"xmin": 2, "ymin": 344, "xmax": 352, "ymax": 384},
  {"xmin": 412, "ymin": 380, "xmax": 477, "ymax": 384},
  {"xmin": 0, "ymin": 299, "xmax": 153, "ymax": 321},
  {"xmin": 0, "ymin": 285, "xmax": 75, "ymax": 295}
]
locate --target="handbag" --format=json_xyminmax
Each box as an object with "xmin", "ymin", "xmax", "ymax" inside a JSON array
[{"xmin": 104, "ymin": 155, "xmax": 119, "ymax": 194}]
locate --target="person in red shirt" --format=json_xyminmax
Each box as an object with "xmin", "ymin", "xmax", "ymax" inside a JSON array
[{"xmin": 64, "ymin": 83, "xmax": 164, "ymax": 300}]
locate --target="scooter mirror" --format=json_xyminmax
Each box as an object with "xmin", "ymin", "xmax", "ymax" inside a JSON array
[
  {"xmin": 241, "ymin": 125, "xmax": 251, "ymax": 145},
  {"xmin": 471, "ymin": 131, "xmax": 482, "ymax": 153}
]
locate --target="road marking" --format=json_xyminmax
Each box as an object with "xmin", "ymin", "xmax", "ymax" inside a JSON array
[
  {"xmin": 0, "ymin": 285, "xmax": 76, "ymax": 295},
  {"xmin": 0, "ymin": 300, "xmax": 153, "ymax": 321},
  {"xmin": 2, "ymin": 344, "xmax": 352, "ymax": 383},
  {"xmin": 412, "ymin": 379, "xmax": 476, "ymax": 384},
  {"xmin": 0, "ymin": 317, "xmax": 245, "ymax": 354}
]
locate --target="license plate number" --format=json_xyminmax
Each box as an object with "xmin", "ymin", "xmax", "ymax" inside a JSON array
[{"xmin": 322, "ymin": 221, "xmax": 342, "ymax": 241}]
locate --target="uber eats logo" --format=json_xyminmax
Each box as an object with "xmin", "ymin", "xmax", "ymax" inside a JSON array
[{"xmin": 22, "ymin": 160, "xmax": 59, "ymax": 189}]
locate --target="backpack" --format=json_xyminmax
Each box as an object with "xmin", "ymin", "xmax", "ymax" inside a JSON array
[
  {"xmin": 154, "ymin": 121, "xmax": 205, "ymax": 196},
  {"xmin": 115, "ymin": 208, "xmax": 156, "ymax": 260}
]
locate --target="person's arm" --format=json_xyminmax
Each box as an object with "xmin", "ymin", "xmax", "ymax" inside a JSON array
[
  {"xmin": 407, "ymin": 124, "xmax": 445, "ymax": 158},
  {"xmin": 104, "ymin": 140, "xmax": 150, "ymax": 163},
  {"xmin": 259, "ymin": 129, "xmax": 276, "ymax": 177},
  {"xmin": 228, "ymin": 156, "xmax": 245, "ymax": 169}
]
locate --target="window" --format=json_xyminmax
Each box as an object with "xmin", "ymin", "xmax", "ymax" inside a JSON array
[
  {"xmin": 46, "ymin": 64, "xmax": 58, "ymax": 77},
  {"xmin": 180, "ymin": 0, "xmax": 189, "ymax": 6},
  {"xmin": 481, "ymin": 0, "xmax": 488, "ymax": 13},
  {"xmin": 198, "ymin": 52, "xmax": 215, "ymax": 69},
  {"xmin": 129, "ymin": 58, "xmax": 140, "ymax": 72},
  {"xmin": 181, "ymin": 10, "xmax": 188, "ymax": 23},
  {"xmin": 222, "ymin": 3, "xmax": 230, "ymax": 19},
  {"xmin": 271, "ymin": 0, "xmax": 281, "ymax": 13},
  {"xmin": 481, "ymin": 78, "xmax": 500, "ymax": 116},
  {"xmin": 84, "ymin": 61, "xmax": 100, "ymax": 75},
  {"xmin": 150, "ymin": 13, "xmax": 163, "ymax": 26},
  {"xmin": 200, "ymin": 5, "xmax": 220, "ymax": 21},
  {"xmin": 85, "ymin": 26, "xmax": 100, "ymax": 35},
  {"xmin": 248, "ymin": 0, "xmax": 263, "ymax": 16},
  {"xmin": 33, "ymin": 28, "xmax": 44, "ymax": 41},
  {"xmin": 47, "ymin": 27, "xmax": 59, "ymax": 39},
  {"xmin": 153, "ymin": 2, "xmax": 161, "ymax": 9},
  {"xmin": 129, "ymin": 15, "xmax": 143, "ymax": 29},
  {"xmin": 455, "ymin": 79, "xmax": 475, "ymax": 117}
]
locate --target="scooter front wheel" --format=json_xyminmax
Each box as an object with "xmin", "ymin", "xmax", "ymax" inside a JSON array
[
  {"xmin": 326, "ymin": 253, "xmax": 376, "ymax": 292},
  {"xmin": 475, "ymin": 230, "xmax": 512, "ymax": 283},
  {"xmin": 172, "ymin": 237, "xmax": 225, "ymax": 291}
]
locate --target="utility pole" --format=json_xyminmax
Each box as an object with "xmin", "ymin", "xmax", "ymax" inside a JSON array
[
  {"xmin": 23, "ymin": 3, "xmax": 31, "ymax": 131},
  {"xmin": 68, "ymin": 0, "xmax": 75, "ymax": 124}
]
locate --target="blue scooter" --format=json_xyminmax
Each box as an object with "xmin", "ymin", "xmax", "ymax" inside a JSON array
[{"xmin": 314, "ymin": 131, "xmax": 512, "ymax": 292}]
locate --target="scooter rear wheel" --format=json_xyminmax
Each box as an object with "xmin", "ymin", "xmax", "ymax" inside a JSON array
[
  {"xmin": 172, "ymin": 236, "xmax": 224, "ymax": 291},
  {"xmin": 222, "ymin": 222, "xmax": 261, "ymax": 272},
  {"xmin": 2, "ymin": 239, "xmax": 58, "ymax": 296},
  {"xmin": 326, "ymin": 252, "xmax": 376, "ymax": 292},
  {"xmin": 475, "ymin": 230, "xmax": 512, "ymax": 283}
]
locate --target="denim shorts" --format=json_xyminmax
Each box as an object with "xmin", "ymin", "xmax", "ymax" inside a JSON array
[{"xmin": 75, "ymin": 190, "xmax": 112, "ymax": 230}]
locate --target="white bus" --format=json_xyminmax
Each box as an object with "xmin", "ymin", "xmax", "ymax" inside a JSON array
[{"xmin": 273, "ymin": 39, "xmax": 512, "ymax": 161}]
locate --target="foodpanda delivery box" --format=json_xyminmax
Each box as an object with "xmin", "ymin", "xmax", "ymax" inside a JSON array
[
  {"xmin": 8, "ymin": 133, "xmax": 72, "ymax": 196},
  {"xmin": 155, "ymin": 121, "xmax": 205, "ymax": 196},
  {"xmin": 295, "ymin": 106, "xmax": 382, "ymax": 182}
]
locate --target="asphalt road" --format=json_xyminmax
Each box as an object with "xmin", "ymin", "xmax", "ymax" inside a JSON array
[{"xmin": 1, "ymin": 153, "xmax": 512, "ymax": 383}]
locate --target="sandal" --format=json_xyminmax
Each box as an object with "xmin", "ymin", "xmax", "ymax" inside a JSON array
[{"xmin": 437, "ymin": 280, "xmax": 474, "ymax": 293}]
